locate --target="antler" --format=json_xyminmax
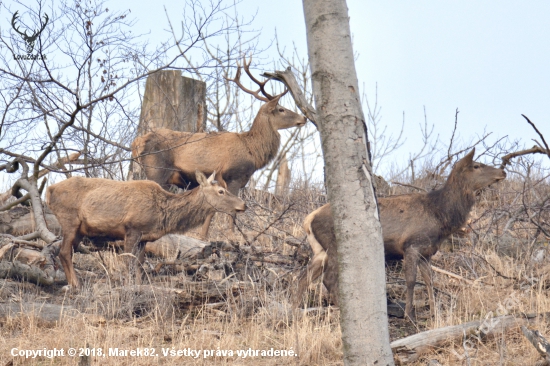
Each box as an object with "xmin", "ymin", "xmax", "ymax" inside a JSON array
[
  {"xmin": 11, "ymin": 11, "xmax": 48, "ymax": 41},
  {"xmin": 226, "ymin": 56, "xmax": 287, "ymax": 102},
  {"xmin": 35, "ymin": 13, "xmax": 49, "ymax": 38},
  {"xmin": 11, "ymin": 11, "xmax": 28, "ymax": 38}
]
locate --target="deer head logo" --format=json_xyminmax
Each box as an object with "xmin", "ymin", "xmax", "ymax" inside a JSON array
[{"xmin": 11, "ymin": 11, "xmax": 49, "ymax": 55}]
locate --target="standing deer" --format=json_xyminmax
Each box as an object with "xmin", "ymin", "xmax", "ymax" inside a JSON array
[
  {"xmin": 295, "ymin": 149, "xmax": 506, "ymax": 320},
  {"xmin": 46, "ymin": 171, "xmax": 246, "ymax": 288},
  {"xmin": 132, "ymin": 58, "xmax": 306, "ymax": 239}
]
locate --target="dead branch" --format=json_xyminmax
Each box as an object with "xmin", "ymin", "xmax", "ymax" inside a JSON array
[
  {"xmin": 0, "ymin": 234, "xmax": 44, "ymax": 249},
  {"xmin": 101, "ymin": 280, "xmax": 254, "ymax": 306},
  {"xmin": 0, "ymin": 302, "xmax": 79, "ymax": 323},
  {"xmin": 144, "ymin": 234, "xmax": 208, "ymax": 260},
  {"xmin": 391, "ymin": 313, "xmax": 545, "ymax": 364},
  {"xmin": 521, "ymin": 325, "xmax": 550, "ymax": 366},
  {"xmin": 390, "ymin": 182, "xmax": 427, "ymax": 192},
  {"xmin": 1, "ymin": 152, "xmax": 80, "ymax": 209},
  {"xmin": 6, "ymin": 159, "xmax": 56, "ymax": 243},
  {"xmin": 431, "ymin": 265, "xmax": 475, "ymax": 285},
  {"xmin": 500, "ymin": 145, "xmax": 548, "ymax": 168},
  {"xmin": 522, "ymin": 114, "xmax": 550, "ymax": 159},
  {"xmin": 0, "ymin": 192, "xmax": 31, "ymax": 211},
  {"xmin": 0, "ymin": 259, "xmax": 66, "ymax": 286},
  {"xmin": 262, "ymin": 68, "xmax": 318, "ymax": 127}
]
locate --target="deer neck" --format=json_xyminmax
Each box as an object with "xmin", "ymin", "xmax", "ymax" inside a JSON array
[
  {"xmin": 427, "ymin": 178, "xmax": 476, "ymax": 233},
  {"xmin": 164, "ymin": 189, "xmax": 213, "ymax": 233},
  {"xmin": 241, "ymin": 115, "xmax": 281, "ymax": 169}
]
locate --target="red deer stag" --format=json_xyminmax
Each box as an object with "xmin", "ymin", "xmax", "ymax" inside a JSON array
[
  {"xmin": 46, "ymin": 171, "xmax": 246, "ymax": 288},
  {"xmin": 295, "ymin": 149, "xmax": 506, "ymax": 320},
  {"xmin": 132, "ymin": 58, "xmax": 306, "ymax": 240}
]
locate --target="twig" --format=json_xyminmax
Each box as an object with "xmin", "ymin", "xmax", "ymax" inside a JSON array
[
  {"xmin": 390, "ymin": 182, "xmax": 427, "ymax": 192},
  {"xmin": 431, "ymin": 265, "xmax": 475, "ymax": 285},
  {"xmin": 522, "ymin": 114, "xmax": 550, "ymax": 159}
]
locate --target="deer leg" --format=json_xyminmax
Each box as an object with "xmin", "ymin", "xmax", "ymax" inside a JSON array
[
  {"xmin": 226, "ymin": 183, "xmax": 241, "ymax": 241},
  {"xmin": 58, "ymin": 228, "xmax": 82, "ymax": 288},
  {"xmin": 200, "ymin": 213, "xmax": 215, "ymax": 241},
  {"xmin": 294, "ymin": 250, "xmax": 327, "ymax": 308},
  {"xmin": 124, "ymin": 229, "xmax": 143, "ymax": 285},
  {"xmin": 403, "ymin": 249, "xmax": 420, "ymax": 321},
  {"xmin": 322, "ymin": 247, "xmax": 340, "ymax": 306},
  {"xmin": 419, "ymin": 257, "xmax": 436, "ymax": 318}
]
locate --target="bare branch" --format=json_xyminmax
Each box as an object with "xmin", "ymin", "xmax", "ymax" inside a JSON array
[
  {"xmin": 500, "ymin": 145, "xmax": 548, "ymax": 168},
  {"xmin": 262, "ymin": 68, "xmax": 318, "ymax": 127}
]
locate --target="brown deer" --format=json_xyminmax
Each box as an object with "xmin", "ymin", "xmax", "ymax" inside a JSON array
[
  {"xmin": 132, "ymin": 59, "xmax": 306, "ymax": 240},
  {"xmin": 46, "ymin": 171, "xmax": 246, "ymax": 288},
  {"xmin": 295, "ymin": 149, "xmax": 506, "ymax": 320}
]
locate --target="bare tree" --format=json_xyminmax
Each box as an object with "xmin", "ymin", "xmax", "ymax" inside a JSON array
[
  {"xmin": 0, "ymin": 0, "xmax": 255, "ymax": 242},
  {"xmin": 301, "ymin": 0, "xmax": 394, "ymax": 364}
]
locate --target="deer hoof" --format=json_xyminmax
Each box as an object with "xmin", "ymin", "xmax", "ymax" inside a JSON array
[{"xmin": 61, "ymin": 285, "xmax": 73, "ymax": 292}]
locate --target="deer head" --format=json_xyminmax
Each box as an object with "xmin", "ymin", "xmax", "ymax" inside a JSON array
[
  {"xmin": 196, "ymin": 171, "xmax": 246, "ymax": 216},
  {"xmin": 12, "ymin": 11, "xmax": 49, "ymax": 54},
  {"xmin": 226, "ymin": 56, "xmax": 306, "ymax": 129}
]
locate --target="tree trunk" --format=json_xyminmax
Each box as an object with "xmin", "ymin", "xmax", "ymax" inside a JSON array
[
  {"xmin": 275, "ymin": 155, "xmax": 291, "ymax": 196},
  {"xmin": 131, "ymin": 71, "xmax": 207, "ymax": 180},
  {"xmin": 302, "ymin": 1, "xmax": 394, "ymax": 365},
  {"xmin": 138, "ymin": 71, "xmax": 206, "ymax": 134}
]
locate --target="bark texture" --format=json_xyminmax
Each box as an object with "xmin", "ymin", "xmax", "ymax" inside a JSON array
[
  {"xmin": 138, "ymin": 71, "xmax": 206, "ymax": 134},
  {"xmin": 302, "ymin": 0, "xmax": 394, "ymax": 364},
  {"xmin": 132, "ymin": 71, "xmax": 206, "ymax": 180}
]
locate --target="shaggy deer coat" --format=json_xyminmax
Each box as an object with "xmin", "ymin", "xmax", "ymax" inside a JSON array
[
  {"xmin": 46, "ymin": 171, "xmax": 246, "ymax": 288},
  {"xmin": 296, "ymin": 149, "xmax": 506, "ymax": 320},
  {"xmin": 132, "ymin": 94, "xmax": 306, "ymax": 239}
]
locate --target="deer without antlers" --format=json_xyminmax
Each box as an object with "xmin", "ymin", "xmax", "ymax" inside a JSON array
[
  {"xmin": 295, "ymin": 149, "xmax": 507, "ymax": 321},
  {"xmin": 46, "ymin": 171, "xmax": 246, "ymax": 288},
  {"xmin": 132, "ymin": 57, "xmax": 306, "ymax": 240}
]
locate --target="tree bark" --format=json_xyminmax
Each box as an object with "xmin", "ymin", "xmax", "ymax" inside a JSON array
[
  {"xmin": 302, "ymin": 1, "xmax": 394, "ymax": 365},
  {"xmin": 132, "ymin": 71, "xmax": 207, "ymax": 180},
  {"xmin": 137, "ymin": 71, "xmax": 206, "ymax": 134}
]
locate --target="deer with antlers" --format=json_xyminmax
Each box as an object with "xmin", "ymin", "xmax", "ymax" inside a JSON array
[
  {"xmin": 132, "ymin": 58, "xmax": 307, "ymax": 240},
  {"xmin": 11, "ymin": 11, "xmax": 48, "ymax": 54}
]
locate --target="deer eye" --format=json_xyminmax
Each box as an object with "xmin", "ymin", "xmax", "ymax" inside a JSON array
[
  {"xmin": 278, "ymin": 108, "xmax": 285, "ymax": 112},
  {"xmin": 473, "ymin": 165, "xmax": 480, "ymax": 169},
  {"xmin": 218, "ymin": 190, "xmax": 224, "ymax": 195}
]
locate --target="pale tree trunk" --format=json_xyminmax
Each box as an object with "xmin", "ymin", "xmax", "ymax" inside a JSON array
[
  {"xmin": 302, "ymin": 1, "xmax": 394, "ymax": 365},
  {"xmin": 275, "ymin": 154, "xmax": 291, "ymax": 196}
]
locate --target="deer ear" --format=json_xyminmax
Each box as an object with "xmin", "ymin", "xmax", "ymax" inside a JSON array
[
  {"xmin": 455, "ymin": 148, "xmax": 476, "ymax": 169},
  {"xmin": 195, "ymin": 170, "xmax": 208, "ymax": 187},
  {"xmin": 464, "ymin": 148, "xmax": 475, "ymax": 163},
  {"xmin": 207, "ymin": 171, "xmax": 216, "ymax": 184},
  {"xmin": 265, "ymin": 94, "xmax": 282, "ymax": 112}
]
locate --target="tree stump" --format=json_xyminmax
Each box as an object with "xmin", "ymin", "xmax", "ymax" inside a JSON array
[{"xmin": 131, "ymin": 71, "xmax": 207, "ymax": 180}]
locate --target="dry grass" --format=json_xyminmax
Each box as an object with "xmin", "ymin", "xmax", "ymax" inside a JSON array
[{"xmin": 1, "ymin": 177, "xmax": 550, "ymax": 365}]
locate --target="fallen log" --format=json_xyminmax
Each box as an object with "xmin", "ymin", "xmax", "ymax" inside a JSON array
[
  {"xmin": 144, "ymin": 234, "xmax": 208, "ymax": 260},
  {"xmin": 0, "ymin": 260, "xmax": 66, "ymax": 286},
  {"xmin": 0, "ymin": 302, "xmax": 78, "ymax": 322},
  {"xmin": 391, "ymin": 313, "xmax": 546, "ymax": 364},
  {"xmin": 0, "ymin": 205, "xmax": 61, "ymax": 236},
  {"xmin": 98, "ymin": 279, "xmax": 254, "ymax": 314},
  {"xmin": 521, "ymin": 325, "xmax": 550, "ymax": 366}
]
